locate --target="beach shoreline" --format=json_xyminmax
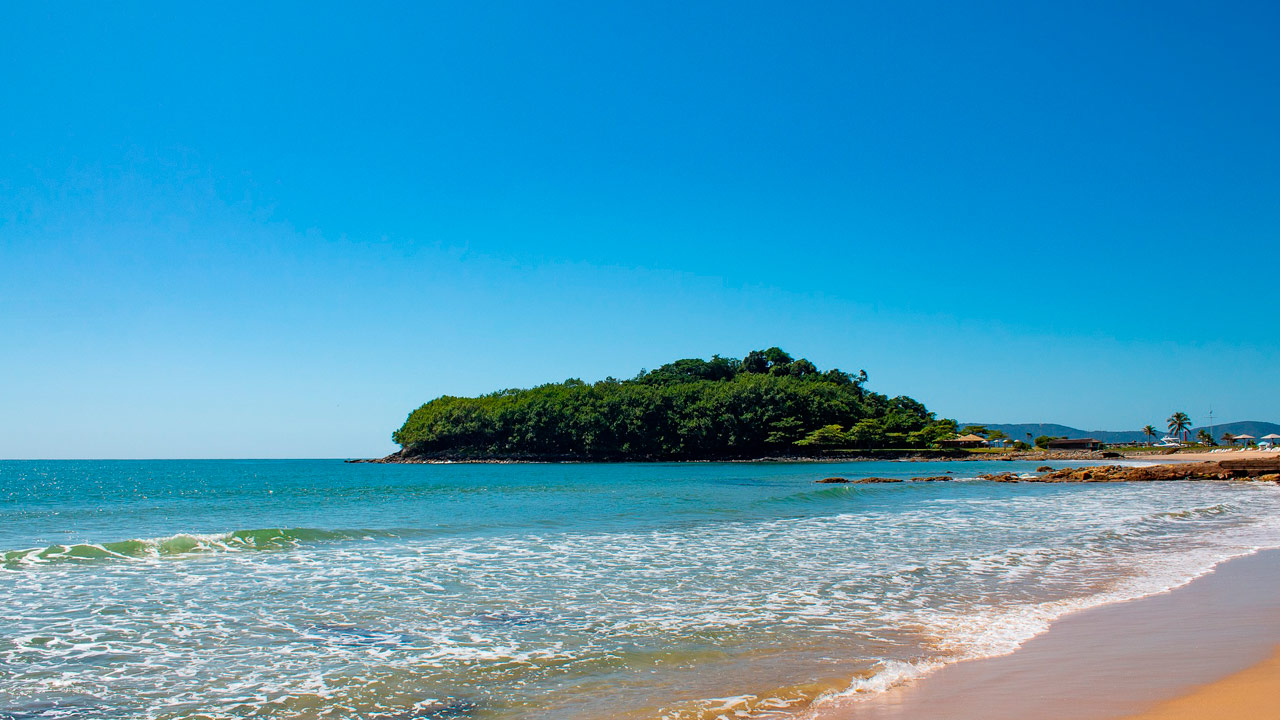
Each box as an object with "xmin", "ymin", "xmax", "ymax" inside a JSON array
[
  {"xmin": 813, "ymin": 548, "xmax": 1280, "ymax": 720},
  {"xmin": 1152, "ymin": 448, "xmax": 1279, "ymax": 462},
  {"xmin": 1117, "ymin": 645, "xmax": 1280, "ymax": 719},
  {"xmin": 349, "ymin": 448, "xmax": 1280, "ymax": 465},
  {"xmin": 351, "ymin": 449, "xmax": 1119, "ymax": 464}
]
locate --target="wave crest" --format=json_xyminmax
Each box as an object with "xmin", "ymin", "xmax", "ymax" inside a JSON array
[{"xmin": 2, "ymin": 527, "xmax": 392, "ymax": 569}]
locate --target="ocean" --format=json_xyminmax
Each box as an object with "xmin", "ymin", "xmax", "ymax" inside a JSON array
[{"xmin": 4, "ymin": 459, "xmax": 1280, "ymax": 720}]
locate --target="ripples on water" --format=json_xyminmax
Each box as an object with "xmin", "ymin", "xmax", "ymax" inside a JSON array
[{"xmin": 3, "ymin": 460, "xmax": 1280, "ymax": 719}]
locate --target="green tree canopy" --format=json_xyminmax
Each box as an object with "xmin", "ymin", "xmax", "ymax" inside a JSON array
[
  {"xmin": 795, "ymin": 424, "xmax": 850, "ymax": 447},
  {"xmin": 391, "ymin": 348, "xmax": 943, "ymax": 460}
]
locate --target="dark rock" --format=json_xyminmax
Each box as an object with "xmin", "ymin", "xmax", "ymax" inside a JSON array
[
  {"xmin": 817, "ymin": 477, "xmax": 851, "ymax": 483},
  {"xmin": 851, "ymin": 477, "xmax": 904, "ymax": 484},
  {"xmin": 1036, "ymin": 466, "xmax": 1054, "ymax": 472}
]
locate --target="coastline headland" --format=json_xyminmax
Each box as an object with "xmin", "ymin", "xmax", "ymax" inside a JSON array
[
  {"xmin": 372, "ymin": 347, "xmax": 1280, "ymax": 468},
  {"xmin": 349, "ymin": 448, "xmax": 977, "ymax": 464},
  {"xmin": 349, "ymin": 448, "xmax": 1126, "ymax": 464}
]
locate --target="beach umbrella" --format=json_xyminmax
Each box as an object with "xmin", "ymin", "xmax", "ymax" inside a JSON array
[
  {"xmin": 1233, "ymin": 433, "xmax": 1256, "ymax": 445},
  {"xmin": 1262, "ymin": 434, "xmax": 1280, "ymax": 440}
]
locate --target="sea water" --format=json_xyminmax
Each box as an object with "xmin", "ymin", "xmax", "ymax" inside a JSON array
[{"xmin": 4, "ymin": 459, "xmax": 1280, "ymax": 720}]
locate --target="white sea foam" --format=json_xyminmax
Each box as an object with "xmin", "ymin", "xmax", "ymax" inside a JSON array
[
  {"xmin": 799, "ymin": 490, "xmax": 1280, "ymax": 715},
  {"xmin": 5, "ymin": 469, "xmax": 1280, "ymax": 720}
]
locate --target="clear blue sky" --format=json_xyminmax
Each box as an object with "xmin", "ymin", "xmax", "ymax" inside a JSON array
[{"xmin": 2, "ymin": 2, "xmax": 1277, "ymax": 458}]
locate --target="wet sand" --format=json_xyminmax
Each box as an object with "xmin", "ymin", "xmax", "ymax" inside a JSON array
[
  {"xmin": 818, "ymin": 549, "xmax": 1280, "ymax": 720},
  {"xmin": 1117, "ymin": 645, "xmax": 1280, "ymax": 719}
]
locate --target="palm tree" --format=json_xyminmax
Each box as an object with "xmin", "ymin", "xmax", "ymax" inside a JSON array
[
  {"xmin": 1142, "ymin": 424, "xmax": 1157, "ymax": 446},
  {"xmin": 1167, "ymin": 412, "xmax": 1192, "ymax": 442},
  {"xmin": 1222, "ymin": 432, "xmax": 1236, "ymax": 446},
  {"xmin": 1196, "ymin": 428, "xmax": 1213, "ymax": 446}
]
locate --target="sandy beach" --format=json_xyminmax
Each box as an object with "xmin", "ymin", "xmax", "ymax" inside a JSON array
[
  {"xmin": 818, "ymin": 549, "xmax": 1280, "ymax": 720},
  {"xmin": 1119, "ymin": 646, "xmax": 1280, "ymax": 719},
  {"xmin": 1160, "ymin": 448, "xmax": 1280, "ymax": 462}
]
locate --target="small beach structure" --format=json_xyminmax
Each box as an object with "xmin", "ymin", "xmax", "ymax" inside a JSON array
[
  {"xmin": 1046, "ymin": 437, "xmax": 1103, "ymax": 451},
  {"xmin": 1233, "ymin": 433, "xmax": 1256, "ymax": 446},
  {"xmin": 939, "ymin": 433, "xmax": 989, "ymax": 449}
]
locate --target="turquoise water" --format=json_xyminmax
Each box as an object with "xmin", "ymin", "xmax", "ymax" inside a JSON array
[{"xmin": 4, "ymin": 460, "xmax": 1280, "ymax": 719}]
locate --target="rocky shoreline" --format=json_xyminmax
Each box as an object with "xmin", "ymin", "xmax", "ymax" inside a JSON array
[
  {"xmin": 980, "ymin": 458, "xmax": 1280, "ymax": 484},
  {"xmin": 815, "ymin": 459, "xmax": 1280, "ymax": 485}
]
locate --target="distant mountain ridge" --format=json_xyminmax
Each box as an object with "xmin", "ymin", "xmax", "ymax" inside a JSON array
[{"xmin": 971, "ymin": 421, "xmax": 1280, "ymax": 444}]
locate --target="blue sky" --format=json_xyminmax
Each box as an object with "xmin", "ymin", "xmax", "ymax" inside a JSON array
[{"xmin": 2, "ymin": 2, "xmax": 1278, "ymax": 458}]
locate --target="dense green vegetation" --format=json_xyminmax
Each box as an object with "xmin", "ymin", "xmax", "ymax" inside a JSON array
[{"xmin": 391, "ymin": 348, "xmax": 959, "ymax": 460}]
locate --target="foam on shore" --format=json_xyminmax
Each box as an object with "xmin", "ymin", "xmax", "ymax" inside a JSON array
[{"xmin": 811, "ymin": 548, "xmax": 1280, "ymax": 720}]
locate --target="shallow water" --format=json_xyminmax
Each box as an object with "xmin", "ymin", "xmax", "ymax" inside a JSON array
[{"xmin": 4, "ymin": 460, "xmax": 1280, "ymax": 719}]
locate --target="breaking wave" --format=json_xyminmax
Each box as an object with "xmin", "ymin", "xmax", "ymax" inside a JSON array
[{"xmin": 1, "ymin": 527, "xmax": 397, "ymax": 569}]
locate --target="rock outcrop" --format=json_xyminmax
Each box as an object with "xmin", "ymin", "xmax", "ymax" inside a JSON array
[{"xmin": 975, "ymin": 460, "xmax": 1280, "ymax": 484}]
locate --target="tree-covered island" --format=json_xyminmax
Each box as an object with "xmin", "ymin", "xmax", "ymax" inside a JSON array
[{"xmin": 380, "ymin": 348, "xmax": 962, "ymax": 461}]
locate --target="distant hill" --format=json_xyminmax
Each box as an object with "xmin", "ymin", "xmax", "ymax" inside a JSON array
[
  {"xmin": 1194, "ymin": 420, "xmax": 1280, "ymax": 439},
  {"xmin": 388, "ymin": 348, "xmax": 950, "ymax": 461},
  {"xmin": 971, "ymin": 423, "xmax": 1148, "ymax": 444},
  {"xmin": 973, "ymin": 421, "xmax": 1280, "ymax": 444}
]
